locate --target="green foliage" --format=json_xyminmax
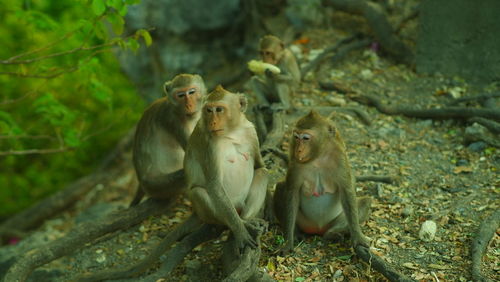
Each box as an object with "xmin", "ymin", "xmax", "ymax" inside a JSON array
[{"xmin": 0, "ymin": 0, "xmax": 151, "ymax": 218}]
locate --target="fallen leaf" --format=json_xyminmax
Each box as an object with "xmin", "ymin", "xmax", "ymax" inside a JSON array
[
  {"xmin": 429, "ymin": 263, "xmax": 450, "ymax": 270},
  {"xmin": 453, "ymin": 166, "xmax": 473, "ymax": 174},
  {"xmin": 403, "ymin": 262, "xmax": 419, "ymax": 270}
]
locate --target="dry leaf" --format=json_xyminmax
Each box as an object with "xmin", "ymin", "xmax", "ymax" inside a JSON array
[{"xmin": 453, "ymin": 166, "xmax": 473, "ymax": 174}]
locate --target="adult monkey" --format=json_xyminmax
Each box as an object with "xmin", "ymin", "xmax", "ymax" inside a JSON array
[
  {"xmin": 250, "ymin": 35, "xmax": 301, "ymax": 111},
  {"xmin": 130, "ymin": 74, "xmax": 206, "ymax": 206},
  {"xmin": 185, "ymin": 85, "xmax": 269, "ymax": 251},
  {"xmin": 274, "ymin": 110, "xmax": 372, "ymax": 253}
]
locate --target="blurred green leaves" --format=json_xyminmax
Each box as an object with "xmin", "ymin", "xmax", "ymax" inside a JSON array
[{"xmin": 0, "ymin": 0, "xmax": 150, "ymax": 217}]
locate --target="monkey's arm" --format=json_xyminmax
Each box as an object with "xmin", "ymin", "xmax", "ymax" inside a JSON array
[
  {"xmin": 338, "ymin": 171, "xmax": 369, "ymax": 248},
  {"xmin": 268, "ymin": 52, "xmax": 301, "ymax": 84},
  {"xmin": 204, "ymin": 146, "xmax": 257, "ymax": 250},
  {"xmin": 240, "ymin": 142, "xmax": 268, "ymax": 220}
]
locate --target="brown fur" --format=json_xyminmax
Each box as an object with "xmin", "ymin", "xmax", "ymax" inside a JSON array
[{"xmin": 274, "ymin": 111, "xmax": 371, "ymax": 253}]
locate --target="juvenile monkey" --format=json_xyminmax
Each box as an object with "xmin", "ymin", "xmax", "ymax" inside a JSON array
[
  {"xmin": 250, "ymin": 35, "xmax": 301, "ymax": 110},
  {"xmin": 130, "ymin": 74, "xmax": 206, "ymax": 206},
  {"xmin": 274, "ymin": 111, "xmax": 371, "ymax": 253},
  {"xmin": 184, "ymin": 85, "xmax": 269, "ymax": 251}
]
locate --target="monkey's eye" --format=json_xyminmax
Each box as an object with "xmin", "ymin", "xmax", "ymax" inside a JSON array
[
  {"xmin": 215, "ymin": 107, "xmax": 224, "ymax": 113},
  {"xmin": 206, "ymin": 108, "xmax": 213, "ymax": 113},
  {"xmin": 302, "ymin": 134, "xmax": 311, "ymax": 141},
  {"xmin": 176, "ymin": 92, "xmax": 186, "ymax": 98},
  {"xmin": 187, "ymin": 88, "xmax": 196, "ymax": 95},
  {"xmin": 293, "ymin": 132, "xmax": 300, "ymax": 139}
]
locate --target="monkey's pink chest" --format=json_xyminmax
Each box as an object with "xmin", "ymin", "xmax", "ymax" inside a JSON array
[{"xmin": 227, "ymin": 152, "xmax": 249, "ymax": 163}]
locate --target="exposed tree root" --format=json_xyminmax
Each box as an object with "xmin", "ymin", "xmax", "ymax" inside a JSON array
[
  {"xmin": 0, "ymin": 130, "xmax": 134, "ymax": 245},
  {"xmin": 447, "ymin": 93, "xmax": 500, "ymax": 106},
  {"xmin": 468, "ymin": 117, "xmax": 500, "ymax": 135},
  {"xmin": 222, "ymin": 219, "xmax": 270, "ymax": 282},
  {"xmin": 3, "ymin": 198, "xmax": 170, "ymax": 282},
  {"xmin": 301, "ymin": 34, "xmax": 361, "ymax": 76},
  {"xmin": 323, "ymin": 0, "xmax": 414, "ymax": 65},
  {"xmin": 471, "ymin": 210, "xmax": 500, "ymax": 282},
  {"xmin": 349, "ymin": 93, "xmax": 500, "ymax": 121},
  {"xmin": 354, "ymin": 245, "xmax": 415, "ymax": 282},
  {"xmin": 132, "ymin": 224, "xmax": 224, "ymax": 282},
  {"xmin": 75, "ymin": 215, "xmax": 203, "ymax": 282}
]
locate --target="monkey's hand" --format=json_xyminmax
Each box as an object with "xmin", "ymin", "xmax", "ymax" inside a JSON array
[
  {"xmin": 234, "ymin": 225, "xmax": 258, "ymax": 254},
  {"xmin": 277, "ymin": 241, "xmax": 294, "ymax": 256},
  {"xmin": 270, "ymin": 103, "xmax": 286, "ymax": 112},
  {"xmin": 265, "ymin": 68, "xmax": 275, "ymax": 78},
  {"xmin": 351, "ymin": 233, "xmax": 371, "ymax": 248}
]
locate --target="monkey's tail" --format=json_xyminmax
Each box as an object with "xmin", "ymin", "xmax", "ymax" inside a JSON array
[
  {"xmin": 74, "ymin": 215, "xmax": 203, "ymax": 282},
  {"xmin": 129, "ymin": 186, "xmax": 145, "ymax": 207}
]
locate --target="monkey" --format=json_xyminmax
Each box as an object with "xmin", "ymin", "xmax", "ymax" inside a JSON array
[
  {"xmin": 274, "ymin": 110, "xmax": 372, "ymax": 253},
  {"xmin": 130, "ymin": 74, "xmax": 207, "ymax": 206},
  {"xmin": 249, "ymin": 35, "xmax": 301, "ymax": 111},
  {"xmin": 184, "ymin": 85, "xmax": 269, "ymax": 252}
]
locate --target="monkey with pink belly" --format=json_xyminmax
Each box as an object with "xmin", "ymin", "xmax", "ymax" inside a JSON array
[{"xmin": 274, "ymin": 110, "xmax": 372, "ymax": 253}]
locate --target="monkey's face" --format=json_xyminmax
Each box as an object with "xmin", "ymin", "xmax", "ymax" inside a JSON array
[
  {"xmin": 173, "ymin": 85, "xmax": 201, "ymax": 116},
  {"xmin": 292, "ymin": 130, "xmax": 317, "ymax": 163},
  {"xmin": 260, "ymin": 46, "xmax": 282, "ymax": 65},
  {"xmin": 204, "ymin": 102, "xmax": 231, "ymax": 136}
]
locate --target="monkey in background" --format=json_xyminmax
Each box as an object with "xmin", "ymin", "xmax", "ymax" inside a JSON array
[
  {"xmin": 184, "ymin": 85, "xmax": 269, "ymax": 252},
  {"xmin": 250, "ymin": 35, "xmax": 301, "ymax": 111},
  {"xmin": 274, "ymin": 110, "xmax": 372, "ymax": 253},
  {"xmin": 130, "ymin": 74, "xmax": 206, "ymax": 206}
]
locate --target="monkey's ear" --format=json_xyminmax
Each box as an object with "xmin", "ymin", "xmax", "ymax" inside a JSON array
[
  {"xmin": 238, "ymin": 94, "xmax": 248, "ymax": 112},
  {"xmin": 163, "ymin": 81, "xmax": 172, "ymax": 96}
]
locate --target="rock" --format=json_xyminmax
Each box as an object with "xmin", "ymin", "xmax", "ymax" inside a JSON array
[
  {"xmin": 285, "ymin": 0, "xmax": 325, "ymax": 29},
  {"xmin": 456, "ymin": 159, "xmax": 468, "ymax": 166},
  {"xmin": 401, "ymin": 206, "xmax": 413, "ymax": 218},
  {"xmin": 467, "ymin": 141, "xmax": 487, "ymax": 152},
  {"xmin": 419, "ymin": 220, "xmax": 437, "ymax": 242}
]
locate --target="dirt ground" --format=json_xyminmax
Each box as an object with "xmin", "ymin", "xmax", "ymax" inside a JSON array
[{"xmin": 1, "ymin": 5, "xmax": 499, "ymax": 282}]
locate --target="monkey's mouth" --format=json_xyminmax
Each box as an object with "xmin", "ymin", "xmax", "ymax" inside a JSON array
[{"xmin": 211, "ymin": 129, "xmax": 224, "ymax": 135}]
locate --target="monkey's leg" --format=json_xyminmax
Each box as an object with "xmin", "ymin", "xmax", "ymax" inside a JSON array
[
  {"xmin": 273, "ymin": 182, "xmax": 287, "ymax": 227},
  {"xmin": 274, "ymin": 83, "xmax": 291, "ymax": 110},
  {"xmin": 323, "ymin": 196, "xmax": 372, "ymax": 239},
  {"xmin": 241, "ymin": 168, "xmax": 269, "ymax": 220},
  {"xmin": 273, "ymin": 182, "xmax": 299, "ymax": 253},
  {"xmin": 142, "ymin": 169, "xmax": 187, "ymax": 200}
]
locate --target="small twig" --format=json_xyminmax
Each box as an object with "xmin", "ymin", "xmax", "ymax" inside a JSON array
[
  {"xmin": 0, "ymin": 147, "xmax": 72, "ymax": 156},
  {"xmin": 0, "ymin": 135, "xmax": 56, "ymax": 140},
  {"xmin": 1, "ymin": 32, "xmax": 75, "ymax": 64},
  {"xmin": 356, "ymin": 175, "xmax": 397, "ymax": 184}
]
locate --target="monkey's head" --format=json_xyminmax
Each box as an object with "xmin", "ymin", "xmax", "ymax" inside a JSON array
[
  {"xmin": 203, "ymin": 85, "xmax": 248, "ymax": 137},
  {"xmin": 164, "ymin": 74, "xmax": 206, "ymax": 116},
  {"xmin": 259, "ymin": 35, "xmax": 284, "ymax": 65},
  {"xmin": 292, "ymin": 110, "xmax": 337, "ymax": 163}
]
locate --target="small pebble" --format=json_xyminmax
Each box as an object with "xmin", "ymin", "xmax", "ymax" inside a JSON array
[{"xmin": 419, "ymin": 220, "xmax": 437, "ymax": 242}]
